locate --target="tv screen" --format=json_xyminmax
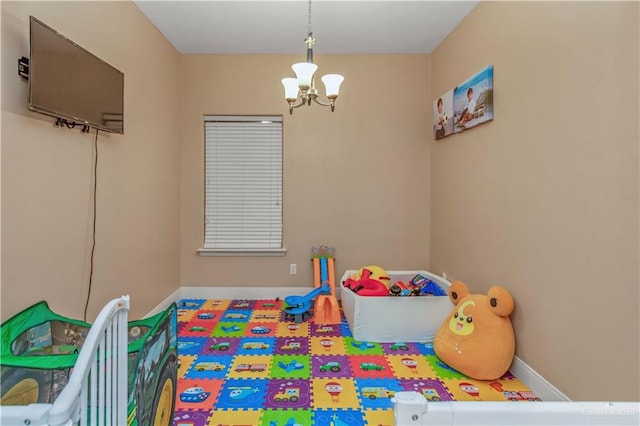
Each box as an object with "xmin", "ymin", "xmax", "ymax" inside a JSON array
[{"xmin": 28, "ymin": 16, "xmax": 124, "ymax": 134}]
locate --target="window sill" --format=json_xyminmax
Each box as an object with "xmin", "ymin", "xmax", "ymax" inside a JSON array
[{"xmin": 197, "ymin": 248, "xmax": 287, "ymax": 257}]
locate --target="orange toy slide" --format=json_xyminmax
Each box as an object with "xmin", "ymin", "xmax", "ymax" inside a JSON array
[{"xmin": 312, "ymin": 246, "xmax": 341, "ymax": 325}]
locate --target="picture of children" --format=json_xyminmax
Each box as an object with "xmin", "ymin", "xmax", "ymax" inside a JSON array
[
  {"xmin": 453, "ymin": 65, "xmax": 494, "ymax": 133},
  {"xmin": 435, "ymin": 98, "xmax": 446, "ymax": 139},
  {"xmin": 432, "ymin": 90, "xmax": 453, "ymax": 140},
  {"xmin": 457, "ymin": 88, "xmax": 476, "ymax": 126}
]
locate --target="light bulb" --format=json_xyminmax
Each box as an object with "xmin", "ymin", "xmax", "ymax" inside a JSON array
[{"xmin": 292, "ymin": 62, "xmax": 318, "ymax": 90}]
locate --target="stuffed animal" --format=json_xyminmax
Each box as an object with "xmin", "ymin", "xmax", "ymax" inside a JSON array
[{"xmin": 433, "ymin": 281, "xmax": 515, "ymax": 380}]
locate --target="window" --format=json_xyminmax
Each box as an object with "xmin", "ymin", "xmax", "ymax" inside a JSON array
[{"xmin": 198, "ymin": 116, "xmax": 284, "ymax": 256}]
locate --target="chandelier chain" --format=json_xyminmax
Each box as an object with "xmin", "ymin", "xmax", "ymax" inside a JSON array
[{"xmin": 307, "ymin": 0, "xmax": 312, "ymax": 35}]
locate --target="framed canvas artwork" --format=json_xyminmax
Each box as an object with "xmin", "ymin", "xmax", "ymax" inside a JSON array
[
  {"xmin": 433, "ymin": 89, "xmax": 454, "ymax": 140},
  {"xmin": 453, "ymin": 65, "xmax": 494, "ymax": 133}
]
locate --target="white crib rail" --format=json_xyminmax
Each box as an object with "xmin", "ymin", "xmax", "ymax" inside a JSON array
[
  {"xmin": 393, "ymin": 391, "xmax": 640, "ymax": 425},
  {"xmin": 0, "ymin": 295, "xmax": 130, "ymax": 426}
]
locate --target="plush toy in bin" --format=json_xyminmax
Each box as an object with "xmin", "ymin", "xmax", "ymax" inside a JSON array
[
  {"xmin": 343, "ymin": 265, "xmax": 391, "ymax": 296},
  {"xmin": 433, "ymin": 281, "xmax": 515, "ymax": 380}
]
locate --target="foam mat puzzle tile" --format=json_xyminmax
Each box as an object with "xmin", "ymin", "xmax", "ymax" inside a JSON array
[
  {"xmin": 264, "ymin": 378, "xmax": 312, "ymax": 409},
  {"xmin": 310, "ymin": 355, "xmax": 352, "ymax": 378},
  {"xmin": 309, "ymin": 336, "xmax": 346, "ymax": 355},
  {"xmin": 177, "ymin": 309, "xmax": 197, "ymax": 322},
  {"xmin": 254, "ymin": 300, "xmax": 283, "ymax": 310},
  {"xmin": 270, "ymin": 354, "xmax": 310, "ymax": 379},
  {"xmin": 202, "ymin": 337, "xmax": 240, "ymax": 355},
  {"xmin": 311, "ymin": 378, "xmax": 360, "ymax": 410},
  {"xmin": 424, "ymin": 353, "xmax": 468, "ymax": 379},
  {"xmin": 246, "ymin": 322, "xmax": 278, "ymax": 337},
  {"xmin": 185, "ymin": 354, "xmax": 234, "ymax": 379},
  {"xmin": 178, "ymin": 337, "xmax": 209, "ymax": 355},
  {"xmin": 310, "ymin": 323, "xmax": 341, "ymax": 337},
  {"xmin": 206, "ymin": 408, "xmax": 262, "ymax": 425},
  {"xmin": 313, "ymin": 409, "xmax": 365, "ymax": 426},
  {"xmin": 386, "ymin": 354, "xmax": 436, "ymax": 379},
  {"xmin": 344, "ymin": 337, "xmax": 383, "ymax": 355},
  {"xmin": 236, "ymin": 337, "xmax": 276, "ymax": 355},
  {"xmin": 276, "ymin": 321, "xmax": 309, "ymax": 337},
  {"xmin": 228, "ymin": 299, "xmax": 256, "ymax": 310},
  {"xmin": 182, "ymin": 320, "xmax": 218, "ymax": 338},
  {"xmin": 260, "ymin": 409, "xmax": 312, "ymax": 426},
  {"xmin": 227, "ymin": 355, "xmax": 272, "ymax": 379},
  {"xmin": 179, "ymin": 299, "xmax": 206, "ymax": 309},
  {"xmin": 355, "ymin": 378, "xmax": 402, "ymax": 410},
  {"xmin": 211, "ymin": 322, "xmax": 246, "ymax": 337},
  {"xmin": 221, "ymin": 310, "xmax": 251, "ymax": 322},
  {"xmin": 380, "ymin": 341, "xmax": 422, "ymax": 355},
  {"xmin": 178, "ymin": 355, "xmax": 197, "ymax": 377},
  {"xmin": 176, "ymin": 378, "xmax": 224, "ymax": 411},
  {"xmin": 399, "ymin": 378, "xmax": 453, "ymax": 401},
  {"xmin": 363, "ymin": 408, "xmax": 395, "ymax": 426},
  {"xmin": 339, "ymin": 320, "xmax": 353, "ymax": 338},
  {"xmin": 192, "ymin": 310, "xmax": 221, "ymax": 321},
  {"xmin": 202, "ymin": 299, "xmax": 230, "ymax": 310},
  {"xmin": 275, "ymin": 336, "xmax": 309, "ymax": 355},
  {"xmin": 251, "ymin": 310, "xmax": 280, "ymax": 322},
  {"xmin": 173, "ymin": 409, "xmax": 211, "ymax": 426},
  {"xmin": 349, "ymin": 355, "xmax": 394, "ymax": 379},
  {"xmin": 215, "ymin": 378, "xmax": 267, "ymax": 410}
]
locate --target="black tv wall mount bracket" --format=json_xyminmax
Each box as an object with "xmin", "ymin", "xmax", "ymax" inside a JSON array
[{"xmin": 18, "ymin": 56, "xmax": 29, "ymax": 79}]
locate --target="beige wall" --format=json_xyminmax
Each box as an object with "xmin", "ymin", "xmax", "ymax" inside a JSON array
[
  {"xmin": 1, "ymin": 1, "xmax": 181, "ymax": 322},
  {"xmin": 179, "ymin": 54, "xmax": 431, "ymax": 287},
  {"xmin": 430, "ymin": 1, "xmax": 639, "ymax": 400}
]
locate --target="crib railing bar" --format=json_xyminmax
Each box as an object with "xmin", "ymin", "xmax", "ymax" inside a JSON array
[
  {"xmin": 117, "ymin": 308, "xmax": 128, "ymax": 424},
  {"xmin": 105, "ymin": 322, "xmax": 112, "ymax": 426},
  {"xmin": 80, "ymin": 377, "xmax": 88, "ymax": 426},
  {"xmin": 90, "ymin": 353, "xmax": 97, "ymax": 425},
  {"xmin": 98, "ymin": 337, "xmax": 105, "ymax": 426}
]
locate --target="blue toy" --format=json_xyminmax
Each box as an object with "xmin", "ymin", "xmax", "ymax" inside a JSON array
[
  {"xmin": 284, "ymin": 282, "xmax": 331, "ymax": 323},
  {"xmin": 411, "ymin": 274, "xmax": 447, "ymax": 296}
]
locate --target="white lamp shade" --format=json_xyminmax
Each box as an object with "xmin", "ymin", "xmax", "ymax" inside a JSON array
[
  {"xmin": 321, "ymin": 74, "xmax": 344, "ymax": 97},
  {"xmin": 291, "ymin": 62, "xmax": 318, "ymax": 89},
  {"xmin": 281, "ymin": 78, "xmax": 299, "ymax": 100}
]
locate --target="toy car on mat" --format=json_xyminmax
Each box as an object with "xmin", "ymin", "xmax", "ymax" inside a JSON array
[{"xmin": 0, "ymin": 300, "xmax": 177, "ymax": 426}]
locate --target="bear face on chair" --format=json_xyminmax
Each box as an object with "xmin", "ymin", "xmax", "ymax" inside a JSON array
[{"xmin": 433, "ymin": 281, "xmax": 515, "ymax": 380}]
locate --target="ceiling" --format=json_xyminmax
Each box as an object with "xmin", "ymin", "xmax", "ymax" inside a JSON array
[{"xmin": 133, "ymin": 1, "xmax": 479, "ymax": 54}]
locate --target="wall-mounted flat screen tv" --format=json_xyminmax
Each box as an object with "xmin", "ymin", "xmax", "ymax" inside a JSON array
[{"xmin": 28, "ymin": 16, "xmax": 124, "ymax": 134}]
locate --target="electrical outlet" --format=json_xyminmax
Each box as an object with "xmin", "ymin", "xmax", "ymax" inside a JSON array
[{"xmin": 290, "ymin": 264, "xmax": 297, "ymax": 275}]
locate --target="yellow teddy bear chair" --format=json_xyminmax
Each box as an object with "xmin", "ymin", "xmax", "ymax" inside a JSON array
[{"xmin": 433, "ymin": 281, "xmax": 515, "ymax": 380}]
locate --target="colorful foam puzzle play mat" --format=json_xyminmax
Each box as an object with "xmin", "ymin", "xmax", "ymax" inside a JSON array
[{"xmin": 174, "ymin": 299, "xmax": 540, "ymax": 426}]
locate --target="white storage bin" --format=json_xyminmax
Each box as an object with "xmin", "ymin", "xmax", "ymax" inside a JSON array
[{"xmin": 340, "ymin": 270, "xmax": 453, "ymax": 343}]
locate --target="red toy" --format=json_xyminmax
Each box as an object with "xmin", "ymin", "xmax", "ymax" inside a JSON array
[{"xmin": 343, "ymin": 267, "xmax": 389, "ymax": 296}]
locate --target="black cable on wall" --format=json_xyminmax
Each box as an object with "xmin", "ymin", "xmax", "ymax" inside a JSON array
[{"xmin": 83, "ymin": 129, "xmax": 99, "ymax": 322}]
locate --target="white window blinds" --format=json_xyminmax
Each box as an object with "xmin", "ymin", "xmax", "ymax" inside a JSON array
[{"xmin": 203, "ymin": 116, "xmax": 283, "ymax": 253}]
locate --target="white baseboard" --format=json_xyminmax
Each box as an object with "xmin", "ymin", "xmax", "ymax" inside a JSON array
[
  {"xmin": 144, "ymin": 288, "xmax": 182, "ymax": 318},
  {"xmin": 509, "ymin": 356, "xmax": 570, "ymax": 401},
  {"xmin": 147, "ymin": 286, "xmax": 565, "ymax": 402},
  {"xmin": 180, "ymin": 286, "xmax": 342, "ymax": 301}
]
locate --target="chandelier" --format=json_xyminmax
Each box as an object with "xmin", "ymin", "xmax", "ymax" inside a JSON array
[{"xmin": 281, "ymin": 0, "xmax": 344, "ymax": 115}]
